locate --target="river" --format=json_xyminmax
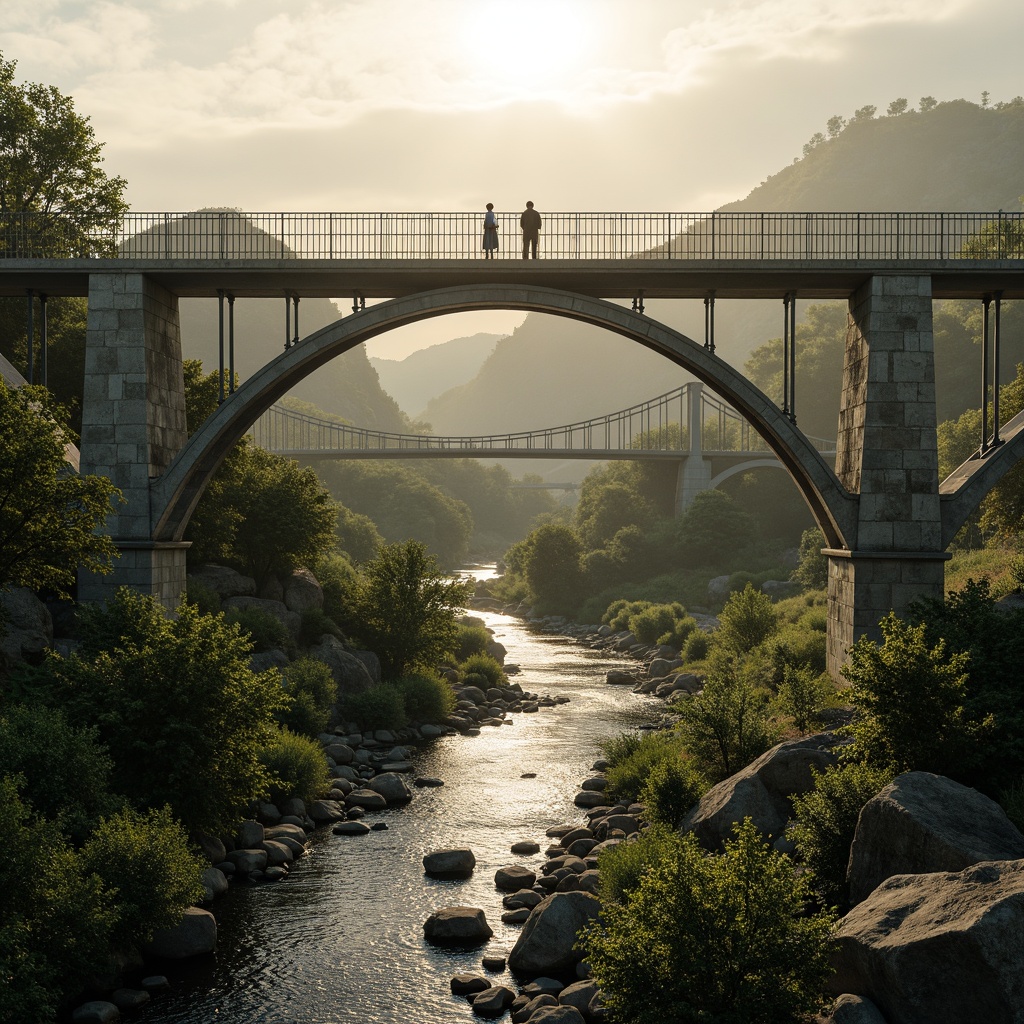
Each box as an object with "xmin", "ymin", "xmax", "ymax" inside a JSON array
[{"xmin": 132, "ymin": 567, "xmax": 657, "ymax": 1024}]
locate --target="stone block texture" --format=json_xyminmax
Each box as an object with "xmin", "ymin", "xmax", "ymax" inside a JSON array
[
  {"xmin": 79, "ymin": 274, "xmax": 188, "ymax": 604},
  {"xmin": 828, "ymin": 276, "xmax": 945, "ymax": 676}
]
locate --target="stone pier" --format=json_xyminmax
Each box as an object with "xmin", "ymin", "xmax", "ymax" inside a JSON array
[
  {"xmin": 826, "ymin": 275, "xmax": 948, "ymax": 675},
  {"xmin": 78, "ymin": 274, "xmax": 189, "ymax": 607}
]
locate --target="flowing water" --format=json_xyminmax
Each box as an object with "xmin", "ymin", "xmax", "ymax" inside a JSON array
[{"xmin": 133, "ymin": 567, "xmax": 658, "ymax": 1024}]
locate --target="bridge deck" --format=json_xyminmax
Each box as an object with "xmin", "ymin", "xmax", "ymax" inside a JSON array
[{"xmin": 2, "ymin": 257, "xmax": 1022, "ymax": 300}]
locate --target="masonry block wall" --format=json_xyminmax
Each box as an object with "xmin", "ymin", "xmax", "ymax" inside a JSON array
[
  {"xmin": 827, "ymin": 274, "xmax": 947, "ymax": 675},
  {"xmin": 78, "ymin": 274, "xmax": 189, "ymax": 606}
]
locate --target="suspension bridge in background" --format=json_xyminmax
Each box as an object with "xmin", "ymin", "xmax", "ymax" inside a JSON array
[{"xmin": 251, "ymin": 381, "xmax": 837, "ymax": 510}]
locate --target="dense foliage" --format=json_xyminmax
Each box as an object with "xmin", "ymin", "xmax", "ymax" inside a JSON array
[
  {"xmin": 0, "ymin": 382, "xmax": 118, "ymax": 597},
  {"xmin": 347, "ymin": 540, "xmax": 470, "ymax": 679},
  {"xmin": 584, "ymin": 820, "xmax": 836, "ymax": 1024},
  {"xmin": 54, "ymin": 589, "xmax": 288, "ymax": 835}
]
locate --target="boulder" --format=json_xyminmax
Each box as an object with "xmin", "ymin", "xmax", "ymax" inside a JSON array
[
  {"xmin": 308, "ymin": 799, "xmax": 346, "ymax": 822},
  {"xmin": 511, "ymin": 840, "xmax": 541, "ymax": 855},
  {"xmin": 451, "ymin": 974, "xmax": 491, "ymax": 995},
  {"xmin": 559, "ymin": 979, "xmax": 600, "ymax": 1015},
  {"xmin": 249, "ymin": 649, "xmax": 289, "ymax": 674},
  {"xmin": 471, "ymin": 986, "xmax": 517, "ymax": 1015},
  {"xmin": 529, "ymin": 1007, "xmax": 586, "ymax": 1024},
  {"xmin": 681, "ymin": 734, "xmax": 838, "ymax": 849},
  {"xmin": 354, "ymin": 650, "xmax": 382, "ymax": 683},
  {"xmin": 110, "ymin": 989, "xmax": 150, "ymax": 1012},
  {"xmin": 495, "ymin": 865, "xmax": 537, "ymax": 891},
  {"xmin": 367, "ymin": 772, "xmax": 413, "ymax": 805},
  {"xmin": 822, "ymin": 994, "xmax": 889, "ymax": 1024},
  {"xmin": 146, "ymin": 907, "xmax": 217, "ymax": 958},
  {"xmin": 508, "ymin": 891, "xmax": 602, "ymax": 976},
  {"xmin": 513, "ymin": 995, "xmax": 558, "ymax": 1021},
  {"xmin": 649, "ymin": 656, "xmax": 683, "ymax": 678},
  {"xmin": 309, "ymin": 635, "xmax": 374, "ymax": 696},
  {"xmin": 424, "ymin": 848, "xmax": 476, "ymax": 878},
  {"xmin": 707, "ymin": 575, "xmax": 732, "ymax": 603},
  {"xmin": 187, "ymin": 564, "xmax": 256, "ymax": 599},
  {"xmin": 194, "ymin": 834, "xmax": 226, "ymax": 864},
  {"xmin": 236, "ymin": 821, "xmax": 265, "ymax": 848},
  {"xmin": 423, "ymin": 906, "xmax": 493, "ymax": 944},
  {"xmin": 345, "ymin": 788, "xmax": 388, "ymax": 811},
  {"xmin": 222, "ymin": 596, "xmax": 301, "ymax": 637},
  {"xmin": 225, "ymin": 849, "xmax": 267, "ymax": 873},
  {"xmin": 200, "ymin": 867, "xmax": 229, "ymax": 901},
  {"xmin": 282, "ymin": 568, "xmax": 323, "ymax": 612},
  {"xmin": 71, "ymin": 1002, "xmax": 120, "ymax": 1024},
  {"xmin": 830, "ymin": 859, "xmax": 1024, "ymax": 1024},
  {"xmin": 606, "ymin": 670, "xmax": 637, "ymax": 686},
  {"xmin": 333, "ymin": 821, "xmax": 371, "ymax": 836},
  {"xmin": 0, "ymin": 587, "xmax": 53, "ymax": 665},
  {"xmin": 847, "ymin": 772, "xmax": 1024, "ymax": 906}
]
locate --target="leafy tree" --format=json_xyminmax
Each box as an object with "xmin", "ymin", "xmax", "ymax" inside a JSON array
[
  {"xmin": 715, "ymin": 583, "xmax": 779, "ymax": 653},
  {"xmin": 675, "ymin": 489, "xmax": 757, "ymax": 566},
  {"xmin": 791, "ymin": 762, "xmax": 894, "ymax": 909},
  {"xmin": 522, "ymin": 522, "xmax": 585, "ymax": 614},
  {"xmin": 0, "ymin": 776, "xmax": 115, "ymax": 1022},
  {"xmin": 792, "ymin": 526, "xmax": 828, "ymax": 588},
  {"xmin": 920, "ymin": 96, "xmax": 938, "ymax": 112},
  {"xmin": 278, "ymin": 657, "xmax": 337, "ymax": 737},
  {"xmin": 852, "ymin": 104, "xmax": 877, "ymax": 121},
  {"xmin": 54, "ymin": 589, "xmax": 288, "ymax": 835},
  {"xmin": 887, "ymin": 97, "xmax": 909, "ymax": 116},
  {"xmin": 576, "ymin": 478, "xmax": 650, "ymax": 550},
  {"xmin": 336, "ymin": 503, "xmax": 383, "ymax": 563},
  {"xmin": 640, "ymin": 755, "xmax": 707, "ymax": 828},
  {"xmin": 842, "ymin": 612, "xmax": 993, "ymax": 780},
  {"xmin": 0, "ymin": 53, "xmax": 128, "ymax": 257},
  {"xmin": 583, "ymin": 820, "xmax": 836, "ymax": 1024},
  {"xmin": 349, "ymin": 540, "xmax": 471, "ymax": 679},
  {"xmin": 802, "ymin": 131, "xmax": 825, "ymax": 157},
  {"xmin": 675, "ymin": 661, "xmax": 778, "ymax": 783},
  {"xmin": 0, "ymin": 703, "xmax": 118, "ymax": 843},
  {"xmin": 189, "ymin": 442, "xmax": 338, "ymax": 589},
  {"xmin": 826, "ymin": 114, "xmax": 846, "ymax": 137},
  {"xmin": 0, "ymin": 382, "xmax": 119, "ymax": 596}
]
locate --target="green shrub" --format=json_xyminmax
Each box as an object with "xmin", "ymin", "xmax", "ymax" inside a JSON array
[
  {"xmin": 600, "ymin": 730, "xmax": 643, "ymax": 768},
  {"xmin": 298, "ymin": 607, "xmax": 344, "ymax": 648},
  {"xmin": 339, "ymin": 683, "xmax": 408, "ymax": 732},
  {"xmin": 791, "ymin": 762, "xmax": 894, "ymax": 908},
  {"xmin": 675, "ymin": 660, "xmax": 778, "ymax": 782},
  {"xmin": 0, "ymin": 776, "xmax": 115, "ymax": 1023},
  {"xmin": 761, "ymin": 624, "xmax": 828, "ymax": 686},
  {"xmin": 453, "ymin": 621, "xmax": 491, "ymax": 662},
  {"xmin": 640, "ymin": 756, "xmax": 707, "ymax": 828},
  {"xmin": 681, "ymin": 628, "xmax": 711, "ymax": 663},
  {"xmin": 458, "ymin": 652, "xmax": 506, "ymax": 688},
  {"xmin": 775, "ymin": 665, "xmax": 836, "ymax": 733},
  {"xmin": 183, "ymin": 577, "xmax": 221, "ymax": 616},
  {"xmin": 657, "ymin": 615, "xmax": 698, "ymax": 650},
  {"xmin": 224, "ymin": 605, "xmax": 291, "ymax": 653},
  {"xmin": 582, "ymin": 819, "xmax": 837, "ymax": 1024},
  {"xmin": 716, "ymin": 583, "xmax": 779, "ymax": 654},
  {"xmin": 80, "ymin": 805, "xmax": 206, "ymax": 951},
  {"xmin": 605, "ymin": 599, "xmax": 650, "ymax": 632},
  {"xmin": 597, "ymin": 823, "xmax": 683, "ymax": 904},
  {"xmin": 279, "ymin": 657, "xmax": 337, "ymax": 737},
  {"xmin": 605, "ymin": 732, "xmax": 685, "ymax": 804},
  {"xmin": 258, "ymin": 727, "xmax": 330, "ymax": 804},
  {"xmin": 843, "ymin": 612, "xmax": 993, "ymax": 780},
  {"xmin": 395, "ymin": 672, "xmax": 456, "ymax": 724},
  {"xmin": 0, "ymin": 703, "xmax": 118, "ymax": 843},
  {"xmin": 628, "ymin": 604, "xmax": 678, "ymax": 646},
  {"xmin": 312, "ymin": 551, "xmax": 361, "ymax": 634},
  {"xmin": 56, "ymin": 590, "xmax": 288, "ymax": 836},
  {"xmin": 602, "ymin": 599, "xmax": 632, "ymax": 627}
]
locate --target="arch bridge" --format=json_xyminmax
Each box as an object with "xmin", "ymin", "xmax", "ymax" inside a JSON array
[{"xmin": 4, "ymin": 208, "xmax": 1024, "ymax": 675}]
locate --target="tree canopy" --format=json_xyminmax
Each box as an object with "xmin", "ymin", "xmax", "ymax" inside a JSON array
[
  {"xmin": 0, "ymin": 382, "xmax": 119, "ymax": 596},
  {"xmin": 0, "ymin": 52, "xmax": 127, "ymax": 256}
]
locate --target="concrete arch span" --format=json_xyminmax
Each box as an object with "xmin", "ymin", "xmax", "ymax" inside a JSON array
[
  {"xmin": 151, "ymin": 284, "xmax": 857, "ymax": 548},
  {"xmin": 708, "ymin": 459, "xmax": 788, "ymax": 491}
]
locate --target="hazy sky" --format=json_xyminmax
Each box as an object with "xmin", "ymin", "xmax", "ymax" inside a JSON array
[{"xmin": 3, "ymin": 0, "xmax": 1021, "ymax": 356}]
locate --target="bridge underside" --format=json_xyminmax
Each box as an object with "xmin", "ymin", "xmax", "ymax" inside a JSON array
[{"xmin": 69, "ymin": 273, "xmax": 1018, "ymax": 678}]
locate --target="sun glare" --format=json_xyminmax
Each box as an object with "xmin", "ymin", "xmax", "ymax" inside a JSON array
[{"xmin": 459, "ymin": 0, "xmax": 597, "ymax": 96}]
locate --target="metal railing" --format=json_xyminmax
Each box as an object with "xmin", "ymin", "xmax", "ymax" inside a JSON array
[
  {"xmin": 252, "ymin": 383, "xmax": 837, "ymax": 458},
  {"xmin": 2, "ymin": 210, "xmax": 1022, "ymax": 261}
]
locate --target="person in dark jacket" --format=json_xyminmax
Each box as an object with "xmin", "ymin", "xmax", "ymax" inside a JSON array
[{"xmin": 520, "ymin": 201, "xmax": 541, "ymax": 259}]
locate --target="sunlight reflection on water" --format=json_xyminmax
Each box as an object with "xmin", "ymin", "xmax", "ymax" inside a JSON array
[{"xmin": 131, "ymin": 568, "xmax": 659, "ymax": 1024}]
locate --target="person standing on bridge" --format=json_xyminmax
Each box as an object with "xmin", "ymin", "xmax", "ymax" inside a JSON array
[
  {"xmin": 482, "ymin": 203, "xmax": 499, "ymax": 258},
  {"xmin": 520, "ymin": 201, "xmax": 541, "ymax": 259}
]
